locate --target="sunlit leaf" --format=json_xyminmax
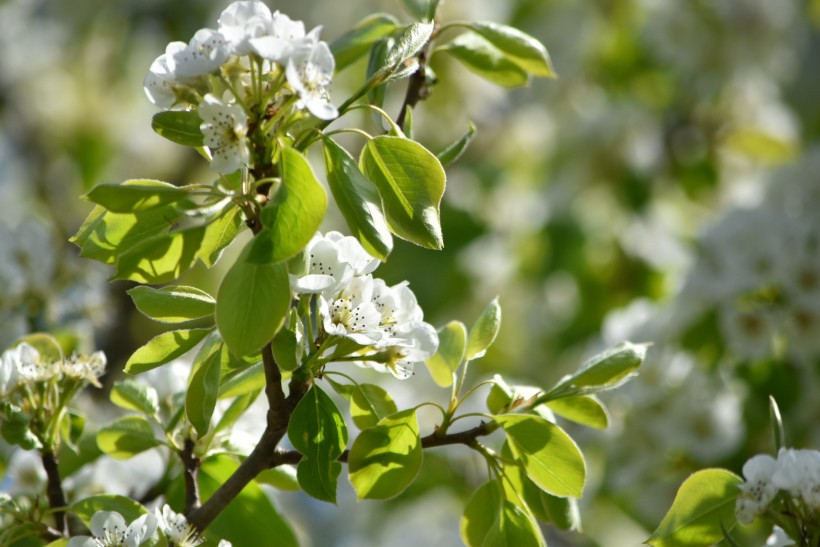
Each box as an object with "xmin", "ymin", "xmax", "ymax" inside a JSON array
[
  {"xmin": 151, "ymin": 110, "xmax": 204, "ymax": 147},
  {"xmin": 127, "ymin": 285, "xmax": 215, "ymax": 323},
  {"xmin": 186, "ymin": 342, "xmax": 224, "ymax": 436},
  {"xmin": 113, "ymin": 225, "xmax": 206, "ymax": 284},
  {"xmin": 464, "ymin": 22, "xmax": 555, "ymax": 78},
  {"xmin": 331, "ymin": 13, "xmax": 399, "ymax": 71},
  {"xmin": 198, "ymin": 205, "xmax": 245, "ymax": 268},
  {"xmin": 124, "ymin": 328, "xmax": 211, "ymax": 374},
  {"xmin": 441, "ymin": 32, "xmax": 530, "ymax": 87},
  {"xmin": 424, "ymin": 320, "xmax": 467, "ymax": 387},
  {"xmin": 546, "ymin": 395, "xmax": 609, "ymax": 430},
  {"xmin": 110, "ymin": 380, "xmax": 159, "ymax": 417},
  {"xmin": 437, "ymin": 122, "xmax": 476, "ymax": 167},
  {"xmin": 85, "ymin": 180, "xmax": 187, "ymax": 213},
  {"xmin": 466, "ymin": 297, "xmax": 501, "ymax": 360},
  {"xmin": 349, "ymin": 383, "xmax": 398, "ymax": 429},
  {"xmin": 96, "ymin": 416, "xmax": 162, "ymax": 459}
]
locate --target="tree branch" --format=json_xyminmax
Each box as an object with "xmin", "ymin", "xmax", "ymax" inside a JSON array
[
  {"xmin": 180, "ymin": 439, "xmax": 201, "ymax": 513},
  {"xmin": 397, "ymin": 24, "xmax": 439, "ymax": 131},
  {"xmin": 40, "ymin": 450, "xmax": 68, "ymax": 535}
]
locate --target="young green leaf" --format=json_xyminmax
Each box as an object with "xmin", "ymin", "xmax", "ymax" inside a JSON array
[
  {"xmin": 348, "ymin": 408, "xmax": 422, "ymax": 499},
  {"xmin": 96, "ymin": 415, "xmax": 162, "ymax": 459},
  {"xmin": 495, "ymin": 414, "xmax": 585, "ymax": 498},
  {"xmin": 151, "ymin": 110, "xmax": 204, "ymax": 147},
  {"xmin": 13, "ymin": 333, "xmax": 64, "ymax": 362},
  {"xmin": 366, "ymin": 37, "xmax": 393, "ymax": 111},
  {"xmin": 256, "ymin": 466, "xmax": 300, "ymax": 491},
  {"xmin": 185, "ymin": 342, "xmax": 224, "ymax": 436},
  {"xmin": 216, "ymin": 242, "xmax": 290, "ymax": 357},
  {"xmin": 288, "ymin": 385, "xmax": 348, "ymax": 503},
  {"xmin": 461, "ymin": 480, "xmax": 545, "ymax": 547},
  {"xmin": 647, "ymin": 469, "xmax": 742, "ymax": 547},
  {"xmin": 466, "ymin": 297, "xmax": 501, "ymax": 360},
  {"xmin": 377, "ymin": 22, "xmax": 434, "ymax": 78},
  {"xmin": 218, "ymin": 361, "xmax": 265, "ymax": 399},
  {"xmin": 85, "ymin": 180, "xmax": 188, "ymax": 213},
  {"xmin": 110, "ymin": 380, "xmax": 159, "ymax": 417},
  {"xmin": 113, "ymin": 225, "xmax": 206, "ymax": 284},
  {"xmin": 127, "ymin": 285, "xmax": 215, "ymax": 323},
  {"xmin": 271, "ymin": 327, "xmax": 299, "ymax": 372},
  {"xmin": 464, "ymin": 22, "xmax": 555, "ymax": 78},
  {"xmin": 124, "ymin": 327, "xmax": 212, "ymax": 374},
  {"xmin": 323, "ymin": 138, "xmax": 393, "ymax": 260},
  {"xmin": 249, "ymin": 147, "xmax": 327, "ymax": 264},
  {"xmin": 424, "ymin": 320, "xmax": 467, "ymax": 387},
  {"xmin": 360, "ymin": 135, "xmax": 446, "ymax": 249},
  {"xmin": 349, "ymin": 383, "xmax": 398, "ymax": 429},
  {"xmin": 198, "ymin": 205, "xmax": 245, "ymax": 268},
  {"xmin": 437, "ymin": 122, "xmax": 476, "ymax": 168},
  {"xmin": 545, "ymin": 395, "xmax": 609, "ymax": 430},
  {"xmin": 331, "ymin": 13, "xmax": 399, "ymax": 71},
  {"xmin": 440, "ymin": 32, "xmax": 530, "ymax": 87}
]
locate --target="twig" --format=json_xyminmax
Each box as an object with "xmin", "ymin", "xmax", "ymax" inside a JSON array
[
  {"xmin": 180, "ymin": 439, "xmax": 201, "ymax": 513},
  {"xmin": 397, "ymin": 24, "xmax": 439, "ymax": 131},
  {"xmin": 41, "ymin": 450, "xmax": 68, "ymax": 535}
]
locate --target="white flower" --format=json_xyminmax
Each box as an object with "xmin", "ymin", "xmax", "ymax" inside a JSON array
[
  {"xmin": 290, "ymin": 232, "xmax": 379, "ymax": 295},
  {"xmin": 249, "ymin": 11, "xmax": 313, "ymax": 64},
  {"xmin": 360, "ymin": 322, "xmax": 439, "ymax": 379},
  {"xmin": 735, "ymin": 453, "xmax": 778, "ymax": 525},
  {"xmin": 285, "ymin": 39, "xmax": 338, "ymax": 120},
  {"xmin": 61, "ymin": 351, "xmax": 106, "ymax": 387},
  {"xmin": 325, "ymin": 231, "xmax": 380, "ymax": 276},
  {"xmin": 0, "ymin": 345, "xmax": 21, "ymax": 395},
  {"xmin": 766, "ymin": 526, "xmax": 795, "ymax": 547},
  {"xmin": 143, "ymin": 54, "xmax": 178, "ymax": 109},
  {"xmin": 68, "ymin": 511, "xmax": 158, "ymax": 547},
  {"xmin": 320, "ymin": 275, "xmax": 383, "ymax": 345},
  {"xmin": 772, "ymin": 447, "xmax": 820, "ymax": 508},
  {"xmin": 167, "ymin": 29, "xmax": 229, "ymax": 78},
  {"xmin": 218, "ymin": 1, "xmax": 273, "ymax": 56},
  {"xmin": 199, "ymin": 94, "xmax": 249, "ymax": 174},
  {"xmin": 370, "ymin": 279, "xmax": 425, "ymax": 342},
  {"xmin": 156, "ymin": 505, "xmax": 202, "ymax": 547},
  {"xmin": 13, "ymin": 343, "xmax": 59, "ymax": 384}
]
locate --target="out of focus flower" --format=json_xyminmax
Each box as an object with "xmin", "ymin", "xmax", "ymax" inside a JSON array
[
  {"xmin": 167, "ymin": 29, "xmax": 229, "ymax": 78},
  {"xmin": 766, "ymin": 526, "xmax": 795, "ymax": 547},
  {"xmin": 735, "ymin": 453, "xmax": 778, "ymax": 524},
  {"xmin": 60, "ymin": 351, "xmax": 106, "ymax": 387},
  {"xmin": 250, "ymin": 11, "xmax": 314, "ymax": 64},
  {"xmin": 156, "ymin": 505, "xmax": 203, "ymax": 547},
  {"xmin": 218, "ymin": 1, "xmax": 273, "ymax": 56},
  {"xmin": 67, "ymin": 510, "xmax": 157, "ymax": 547}
]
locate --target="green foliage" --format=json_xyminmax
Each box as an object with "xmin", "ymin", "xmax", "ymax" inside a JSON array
[
  {"xmin": 151, "ymin": 110, "xmax": 205, "ymax": 147},
  {"xmin": 110, "ymin": 380, "xmax": 159, "ymax": 418},
  {"xmin": 348, "ymin": 408, "xmax": 422, "ymax": 499},
  {"xmin": 198, "ymin": 205, "xmax": 245, "ymax": 268},
  {"xmin": 461, "ymin": 22, "xmax": 555, "ymax": 78},
  {"xmin": 185, "ymin": 341, "xmax": 224, "ymax": 436},
  {"xmin": 84, "ymin": 180, "xmax": 188, "ymax": 213},
  {"xmin": 545, "ymin": 395, "xmax": 609, "ymax": 430},
  {"xmin": 124, "ymin": 327, "xmax": 212, "ymax": 374},
  {"xmin": 360, "ymin": 136, "xmax": 446, "ymax": 249},
  {"xmin": 466, "ymin": 297, "xmax": 502, "ymax": 360},
  {"xmin": 127, "ymin": 285, "xmax": 215, "ymax": 323},
  {"xmin": 373, "ymin": 22, "xmax": 434, "ymax": 82},
  {"xmin": 436, "ymin": 122, "xmax": 476, "ymax": 167},
  {"xmin": 331, "ymin": 13, "xmax": 399, "ymax": 71},
  {"xmin": 461, "ymin": 480, "xmax": 544, "ymax": 547},
  {"xmin": 288, "ymin": 385, "xmax": 348, "ymax": 503},
  {"xmin": 348, "ymin": 383, "xmax": 398, "ymax": 430},
  {"xmin": 424, "ymin": 320, "xmax": 467, "ymax": 387},
  {"xmin": 647, "ymin": 469, "xmax": 743, "ymax": 547},
  {"xmin": 96, "ymin": 415, "xmax": 163, "ymax": 459},
  {"xmin": 71, "ymin": 495, "xmax": 148, "ymax": 526},
  {"xmin": 441, "ymin": 33, "xmax": 530, "ymax": 87}
]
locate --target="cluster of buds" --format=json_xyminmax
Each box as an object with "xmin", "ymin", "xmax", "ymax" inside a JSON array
[
  {"xmin": 0, "ymin": 341, "xmax": 105, "ymax": 450},
  {"xmin": 143, "ymin": 0, "xmax": 337, "ymax": 174}
]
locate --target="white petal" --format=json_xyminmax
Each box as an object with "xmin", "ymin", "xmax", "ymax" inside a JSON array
[
  {"xmin": 67, "ymin": 537, "xmax": 98, "ymax": 547},
  {"xmin": 90, "ymin": 510, "xmax": 127, "ymax": 538}
]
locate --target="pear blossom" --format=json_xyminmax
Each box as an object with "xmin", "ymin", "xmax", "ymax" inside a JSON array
[
  {"xmin": 13, "ymin": 343, "xmax": 59, "ymax": 384},
  {"xmin": 361, "ymin": 321, "xmax": 439, "ymax": 379},
  {"xmin": 60, "ymin": 351, "xmax": 106, "ymax": 387},
  {"xmin": 143, "ymin": 54, "xmax": 178, "ymax": 109},
  {"xmin": 167, "ymin": 29, "xmax": 229, "ymax": 78},
  {"xmin": 320, "ymin": 275, "xmax": 384, "ymax": 345},
  {"xmin": 249, "ymin": 11, "xmax": 315, "ymax": 64},
  {"xmin": 218, "ymin": 1, "xmax": 273, "ymax": 55},
  {"xmin": 0, "ymin": 345, "xmax": 21, "ymax": 395},
  {"xmin": 735, "ymin": 453, "xmax": 778, "ymax": 524},
  {"xmin": 68, "ymin": 511, "xmax": 157, "ymax": 547},
  {"xmin": 199, "ymin": 94, "xmax": 249, "ymax": 174},
  {"xmin": 156, "ymin": 505, "xmax": 203, "ymax": 547},
  {"xmin": 771, "ymin": 447, "xmax": 820, "ymax": 508},
  {"xmin": 286, "ymin": 39, "xmax": 338, "ymax": 120}
]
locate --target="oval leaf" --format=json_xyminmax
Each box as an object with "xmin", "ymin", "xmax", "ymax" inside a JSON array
[
  {"xmin": 466, "ymin": 21, "xmax": 555, "ymax": 78},
  {"xmin": 110, "ymin": 380, "xmax": 159, "ymax": 417},
  {"xmin": 198, "ymin": 205, "xmax": 245, "ymax": 268},
  {"xmin": 124, "ymin": 328, "xmax": 211, "ymax": 374},
  {"xmin": 85, "ymin": 180, "xmax": 188, "ymax": 213},
  {"xmin": 127, "ymin": 285, "xmax": 215, "ymax": 323},
  {"xmin": 113, "ymin": 225, "xmax": 206, "ymax": 284},
  {"xmin": 216, "ymin": 243, "xmax": 290, "ymax": 357},
  {"xmin": 96, "ymin": 415, "xmax": 162, "ymax": 460},
  {"xmin": 151, "ymin": 110, "xmax": 204, "ymax": 147},
  {"xmin": 424, "ymin": 320, "xmax": 467, "ymax": 387},
  {"xmin": 647, "ymin": 469, "xmax": 742, "ymax": 547},
  {"xmin": 350, "ymin": 383, "xmax": 398, "ymax": 429},
  {"xmin": 461, "ymin": 480, "xmax": 544, "ymax": 547},
  {"xmin": 331, "ymin": 13, "xmax": 399, "ymax": 71},
  {"xmin": 250, "ymin": 147, "xmax": 327, "ymax": 264},
  {"xmin": 360, "ymin": 136, "xmax": 446, "ymax": 249},
  {"xmin": 323, "ymin": 138, "xmax": 393, "ymax": 260},
  {"xmin": 545, "ymin": 395, "xmax": 609, "ymax": 430},
  {"xmin": 71, "ymin": 495, "xmax": 147, "ymax": 527},
  {"xmin": 380, "ymin": 22, "xmax": 434, "ymax": 77},
  {"xmin": 494, "ymin": 414, "xmax": 585, "ymax": 498},
  {"xmin": 437, "ymin": 122, "xmax": 476, "ymax": 168},
  {"xmin": 442, "ymin": 32, "xmax": 530, "ymax": 87},
  {"xmin": 348, "ymin": 408, "xmax": 422, "ymax": 500},
  {"xmin": 563, "ymin": 341, "xmax": 648, "ymax": 393},
  {"xmin": 185, "ymin": 343, "xmax": 224, "ymax": 436},
  {"xmin": 466, "ymin": 297, "xmax": 501, "ymax": 360}
]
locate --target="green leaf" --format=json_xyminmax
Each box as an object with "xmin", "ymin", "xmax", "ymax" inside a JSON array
[
  {"xmin": 331, "ymin": 13, "xmax": 399, "ymax": 71},
  {"xmin": 186, "ymin": 342, "xmax": 224, "ymax": 436},
  {"xmin": 218, "ymin": 361, "xmax": 265, "ymax": 399},
  {"xmin": 546, "ymin": 395, "xmax": 609, "ymax": 430},
  {"xmin": 60, "ymin": 409, "xmax": 85, "ymax": 451},
  {"xmin": 424, "ymin": 320, "xmax": 467, "ymax": 387},
  {"xmin": 466, "ymin": 297, "xmax": 502, "ymax": 360},
  {"xmin": 127, "ymin": 285, "xmax": 215, "ymax": 323},
  {"xmin": 96, "ymin": 415, "xmax": 162, "ymax": 459},
  {"xmin": 198, "ymin": 205, "xmax": 245, "ymax": 268},
  {"xmin": 85, "ymin": 180, "xmax": 187, "ymax": 213},
  {"xmin": 113, "ymin": 225, "xmax": 206, "ymax": 283},
  {"xmin": 349, "ymin": 383, "xmax": 398, "ymax": 429},
  {"xmin": 195, "ymin": 455, "xmax": 298, "ymax": 547},
  {"xmin": 348, "ymin": 408, "xmax": 422, "ymax": 499},
  {"xmin": 400, "ymin": 0, "xmax": 440, "ymax": 21},
  {"xmin": 288, "ymin": 385, "xmax": 348, "ymax": 503},
  {"xmin": 110, "ymin": 380, "xmax": 159, "ymax": 417},
  {"xmin": 360, "ymin": 135, "xmax": 446, "ymax": 249},
  {"xmin": 151, "ymin": 110, "xmax": 204, "ymax": 147},
  {"xmin": 216, "ymin": 242, "xmax": 290, "ymax": 357},
  {"xmin": 381, "ymin": 22, "xmax": 434, "ymax": 76},
  {"xmin": 769, "ymin": 395, "xmax": 785, "ymax": 451},
  {"xmin": 461, "ymin": 480, "xmax": 545, "ymax": 547},
  {"xmin": 543, "ymin": 342, "xmax": 648, "ymax": 401},
  {"xmin": 441, "ymin": 32, "xmax": 530, "ymax": 87},
  {"xmin": 250, "ymin": 147, "xmax": 327, "ymax": 264},
  {"xmin": 366, "ymin": 37, "xmax": 392, "ymax": 111},
  {"xmin": 465, "ymin": 22, "xmax": 555, "ymax": 78},
  {"xmin": 495, "ymin": 414, "xmax": 585, "ymax": 498},
  {"xmin": 71, "ymin": 495, "xmax": 147, "ymax": 527},
  {"xmin": 437, "ymin": 122, "xmax": 476, "ymax": 167},
  {"xmin": 71, "ymin": 184, "xmax": 192, "ymax": 265},
  {"xmin": 323, "ymin": 138, "xmax": 393, "ymax": 260},
  {"xmin": 271, "ymin": 327, "xmax": 299, "ymax": 372},
  {"xmin": 124, "ymin": 327, "xmax": 211, "ymax": 374},
  {"xmin": 647, "ymin": 469, "xmax": 743, "ymax": 547},
  {"xmin": 541, "ymin": 493, "xmax": 582, "ymax": 531},
  {"xmin": 256, "ymin": 465, "xmax": 300, "ymax": 491},
  {"xmin": 14, "ymin": 333, "xmax": 64, "ymax": 361},
  {"xmin": 214, "ymin": 391, "xmax": 260, "ymax": 434}
]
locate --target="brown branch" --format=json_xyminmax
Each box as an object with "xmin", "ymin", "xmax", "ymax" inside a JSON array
[
  {"xmin": 180, "ymin": 439, "xmax": 201, "ymax": 513},
  {"xmin": 396, "ymin": 24, "xmax": 439, "ymax": 131},
  {"xmin": 262, "ymin": 345, "xmax": 288, "ymax": 431},
  {"xmin": 40, "ymin": 450, "xmax": 68, "ymax": 534}
]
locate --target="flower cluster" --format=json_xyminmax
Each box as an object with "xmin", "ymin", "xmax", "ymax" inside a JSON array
[
  {"xmin": 736, "ymin": 447, "xmax": 820, "ymax": 525},
  {"xmin": 292, "ymin": 232, "xmax": 438, "ymax": 379},
  {"xmin": 0, "ymin": 342, "xmax": 106, "ymax": 395},
  {"xmin": 143, "ymin": 0, "xmax": 337, "ymax": 174}
]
